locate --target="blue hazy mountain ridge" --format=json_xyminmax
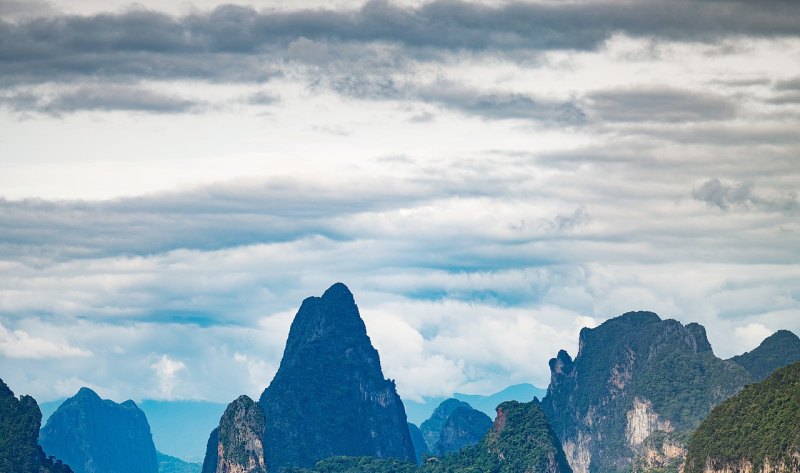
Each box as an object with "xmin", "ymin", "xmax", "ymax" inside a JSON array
[
  {"xmin": 157, "ymin": 452, "xmax": 201, "ymax": 473},
  {"xmin": 418, "ymin": 399, "xmax": 491, "ymax": 456},
  {"xmin": 403, "ymin": 383, "xmax": 546, "ymax": 425},
  {"xmin": 407, "ymin": 423, "xmax": 426, "ymax": 465},
  {"xmin": 39, "ymin": 387, "xmax": 158, "ymax": 473},
  {"xmin": 0, "ymin": 378, "xmax": 72, "ymax": 473},
  {"xmin": 39, "ymin": 399, "xmax": 227, "ymax": 463},
  {"xmin": 204, "ymin": 282, "xmax": 416, "ymax": 472}
]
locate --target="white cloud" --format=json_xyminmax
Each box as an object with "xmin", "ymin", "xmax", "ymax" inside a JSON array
[
  {"xmin": 733, "ymin": 323, "xmax": 774, "ymax": 353},
  {"xmin": 151, "ymin": 355, "xmax": 187, "ymax": 400},
  {"xmin": 0, "ymin": 323, "xmax": 91, "ymax": 359}
]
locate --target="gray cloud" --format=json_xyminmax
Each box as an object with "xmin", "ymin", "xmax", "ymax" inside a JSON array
[
  {"xmin": 774, "ymin": 76, "xmax": 800, "ymax": 91},
  {"xmin": 586, "ymin": 87, "xmax": 737, "ymax": 123},
  {"xmin": 0, "ymin": 85, "xmax": 202, "ymax": 115},
  {"xmin": 2, "ymin": 0, "xmax": 800, "ymax": 86},
  {"xmin": 692, "ymin": 178, "xmax": 799, "ymax": 212}
]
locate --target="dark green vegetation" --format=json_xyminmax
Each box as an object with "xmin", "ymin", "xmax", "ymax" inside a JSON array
[
  {"xmin": 203, "ymin": 283, "xmax": 415, "ymax": 472},
  {"xmin": 542, "ymin": 312, "xmax": 752, "ymax": 473},
  {"xmin": 157, "ymin": 452, "xmax": 201, "ymax": 473},
  {"xmin": 214, "ymin": 395, "xmax": 266, "ymax": 473},
  {"xmin": 685, "ymin": 362, "xmax": 800, "ymax": 473},
  {"xmin": 426, "ymin": 400, "xmax": 572, "ymax": 473},
  {"xmin": 288, "ymin": 400, "xmax": 570, "ymax": 473},
  {"xmin": 729, "ymin": 330, "xmax": 800, "ymax": 382},
  {"xmin": 418, "ymin": 399, "xmax": 492, "ymax": 457},
  {"xmin": 286, "ymin": 456, "xmax": 420, "ymax": 473},
  {"xmin": 40, "ymin": 387, "xmax": 158, "ymax": 473},
  {"xmin": 0, "ymin": 379, "xmax": 71, "ymax": 473}
]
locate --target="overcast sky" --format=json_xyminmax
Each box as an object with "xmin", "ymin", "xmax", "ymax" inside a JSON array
[{"xmin": 0, "ymin": 0, "xmax": 799, "ymax": 405}]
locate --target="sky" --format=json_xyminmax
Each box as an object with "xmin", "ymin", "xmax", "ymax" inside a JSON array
[{"xmin": 0, "ymin": 0, "xmax": 799, "ymax": 405}]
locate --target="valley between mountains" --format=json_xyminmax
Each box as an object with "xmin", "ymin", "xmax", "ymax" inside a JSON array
[{"xmin": 2, "ymin": 283, "xmax": 799, "ymax": 473}]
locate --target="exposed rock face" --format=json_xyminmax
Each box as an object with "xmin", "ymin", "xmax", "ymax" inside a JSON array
[
  {"xmin": 426, "ymin": 400, "xmax": 572, "ymax": 473},
  {"xmin": 437, "ymin": 406, "xmax": 492, "ymax": 455},
  {"xmin": 258, "ymin": 283, "xmax": 415, "ymax": 471},
  {"xmin": 542, "ymin": 312, "xmax": 751, "ymax": 473},
  {"xmin": 685, "ymin": 362, "xmax": 800, "ymax": 473},
  {"xmin": 626, "ymin": 398, "xmax": 673, "ymax": 447},
  {"xmin": 407, "ymin": 423, "xmax": 426, "ymax": 465},
  {"xmin": 39, "ymin": 387, "xmax": 158, "ymax": 473},
  {"xmin": 0, "ymin": 378, "xmax": 72, "ymax": 473},
  {"xmin": 215, "ymin": 396, "xmax": 266, "ymax": 473},
  {"xmin": 729, "ymin": 330, "xmax": 800, "ymax": 382}
]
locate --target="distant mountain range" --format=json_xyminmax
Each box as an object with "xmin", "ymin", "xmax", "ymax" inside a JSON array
[{"xmin": 404, "ymin": 383, "xmax": 547, "ymax": 425}]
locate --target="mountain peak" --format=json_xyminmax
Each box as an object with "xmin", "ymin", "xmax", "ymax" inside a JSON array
[
  {"xmin": 729, "ymin": 329, "xmax": 800, "ymax": 382},
  {"xmin": 257, "ymin": 283, "xmax": 415, "ymax": 471}
]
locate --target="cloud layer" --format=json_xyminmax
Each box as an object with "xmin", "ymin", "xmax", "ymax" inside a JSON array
[{"xmin": 0, "ymin": 0, "xmax": 798, "ymax": 408}]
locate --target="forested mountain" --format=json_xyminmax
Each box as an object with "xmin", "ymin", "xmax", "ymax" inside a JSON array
[{"xmin": 684, "ymin": 361, "xmax": 800, "ymax": 473}]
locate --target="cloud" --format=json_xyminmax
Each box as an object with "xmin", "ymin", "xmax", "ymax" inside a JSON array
[
  {"xmin": 0, "ymin": 85, "xmax": 202, "ymax": 115},
  {"xmin": 586, "ymin": 87, "xmax": 736, "ymax": 123},
  {"xmin": 0, "ymin": 323, "xmax": 91, "ymax": 359},
  {"xmin": 692, "ymin": 178, "xmax": 799, "ymax": 212},
  {"xmin": 2, "ymin": 0, "xmax": 800, "ymax": 87},
  {"xmin": 151, "ymin": 354, "xmax": 187, "ymax": 399}
]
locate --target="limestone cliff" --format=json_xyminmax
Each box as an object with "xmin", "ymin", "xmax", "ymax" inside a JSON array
[
  {"xmin": 542, "ymin": 312, "xmax": 750, "ymax": 473},
  {"xmin": 215, "ymin": 396, "xmax": 266, "ymax": 473}
]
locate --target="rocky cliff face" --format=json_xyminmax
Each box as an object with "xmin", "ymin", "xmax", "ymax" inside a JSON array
[
  {"xmin": 258, "ymin": 282, "xmax": 415, "ymax": 471},
  {"xmin": 0, "ymin": 378, "xmax": 72, "ymax": 473},
  {"xmin": 202, "ymin": 428, "xmax": 220, "ymax": 473},
  {"xmin": 39, "ymin": 387, "xmax": 158, "ymax": 473},
  {"xmin": 214, "ymin": 396, "xmax": 266, "ymax": 473},
  {"xmin": 729, "ymin": 330, "xmax": 800, "ymax": 382},
  {"xmin": 542, "ymin": 312, "xmax": 750, "ymax": 473},
  {"xmin": 685, "ymin": 362, "xmax": 800, "ymax": 473}
]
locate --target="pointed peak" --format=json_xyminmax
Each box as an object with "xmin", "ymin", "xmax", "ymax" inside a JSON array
[
  {"xmin": 322, "ymin": 282, "xmax": 354, "ymax": 300},
  {"xmin": 75, "ymin": 387, "xmax": 101, "ymax": 401},
  {"xmin": 764, "ymin": 329, "xmax": 799, "ymax": 343}
]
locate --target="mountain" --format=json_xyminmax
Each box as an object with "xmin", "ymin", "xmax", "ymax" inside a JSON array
[
  {"xmin": 203, "ymin": 283, "xmax": 416, "ymax": 472},
  {"xmin": 285, "ymin": 400, "xmax": 570, "ymax": 473},
  {"xmin": 158, "ymin": 452, "xmax": 201, "ymax": 473},
  {"xmin": 403, "ymin": 383, "xmax": 546, "ymax": 425},
  {"xmin": 684, "ymin": 361, "xmax": 800, "ymax": 473},
  {"xmin": 426, "ymin": 400, "xmax": 572, "ymax": 473},
  {"xmin": 453, "ymin": 384, "xmax": 546, "ymax": 419},
  {"xmin": 39, "ymin": 387, "xmax": 158, "ymax": 473},
  {"xmin": 419, "ymin": 399, "xmax": 491, "ymax": 456},
  {"xmin": 541, "ymin": 312, "xmax": 751, "ymax": 473},
  {"xmin": 407, "ymin": 423, "xmax": 426, "ymax": 465},
  {"xmin": 729, "ymin": 329, "xmax": 800, "ymax": 382},
  {"xmin": 211, "ymin": 395, "xmax": 267, "ymax": 473},
  {"xmin": 420, "ymin": 399, "xmax": 472, "ymax": 454},
  {"xmin": 41, "ymin": 399, "xmax": 227, "ymax": 463},
  {"xmin": 201, "ymin": 429, "xmax": 219, "ymax": 473},
  {"xmin": 0, "ymin": 378, "xmax": 72, "ymax": 473}
]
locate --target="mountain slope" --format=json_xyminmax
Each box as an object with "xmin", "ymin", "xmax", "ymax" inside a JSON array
[
  {"xmin": 259, "ymin": 283, "xmax": 415, "ymax": 471},
  {"xmin": 39, "ymin": 387, "xmax": 158, "ymax": 473},
  {"xmin": 541, "ymin": 312, "xmax": 750, "ymax": 473},
  {"xmin": 729, "ymin": 330, "xmax": 800, "ymax": 382},
  {"xmin": 158, "ymin": 452, "xmax": 201, "ymax": 473},
  {"xmin": 0, "ymin": 379, "xmax": 72, "ymax": 473},
  {"xmin": 684, "ymin": 361, "xmax": 800, "ymax": 473},
  {"xmin": 426, "ymin": 400, "xmax": 572, "ymax": 473},
  {"xmin": 436, "ymin": 406, "xmax": 492, "ymax": 455}
]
